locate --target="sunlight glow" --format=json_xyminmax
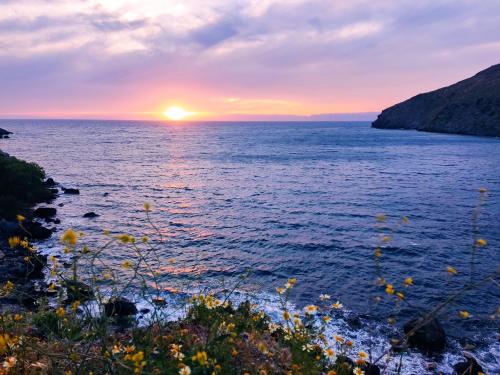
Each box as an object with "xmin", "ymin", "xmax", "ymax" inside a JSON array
[{"xmin": 163, "ymin": 106, "xmax": 192, "ymax": 121}]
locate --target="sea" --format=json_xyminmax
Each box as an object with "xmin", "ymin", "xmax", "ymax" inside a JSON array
[{"xmin": 1, "ymin": 119, "xmax": 499, "ymax": 373}]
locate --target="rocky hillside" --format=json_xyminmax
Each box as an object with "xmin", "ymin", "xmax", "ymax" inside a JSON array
[{"xmin": 372, "ymin": 64, "xmax": 500, "ymax": 137}]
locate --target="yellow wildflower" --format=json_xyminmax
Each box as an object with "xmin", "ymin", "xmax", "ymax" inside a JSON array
[
  {"xmin": 141, "ymin": 236, "xmax": 149, "ymax": 243},
  {"xmin": 0, "ymin": 334, "xmax": 10, "ymax": 354},
  {"xmin": 382, "ymin": 235, "xmax": 391, "ymax": 242},
  {"xmin": 459, "ymin": 310, "xmax": 470, "ymax": 319},
  {"xmin": 396, "ymin": 292, "xmax": 405, "ymax": 300},
  {"xmin": 276, "ymin": 287, "xmax": 285, "ymax": 294},
  {"xmin": 56, "ymin": 307, "xmax": 65, "ymax": 318},
  {"xmin": 144, "ymin": 202, "xmax": 151, "ymax": 212},
  {"xmin": 179, "ymin": 366, "xmax": 191, "ymax": 375},
  {"xmin": 283, "ymin": 311, "xmax": 291, "ymax": 320},
  {"xmin": 103, "ymin": 229, "xmax": 110, "ymax": 236},
  {"xmin": 479, "ymin": 187, "xmax": 487, "ymax": 193},
  {"xmin": 476, "ymin": 238, "xmax": 487, "ymax": 247},
  {"xmin": 8, "ymin": 236, "xmax": 20, "ymax": 248},
  {"xmin": 358, "ymin": 351, "xmax": 368, "ymax": 360},
  {"xmin": 385, "ymin": 284, "xmax": 394, "ymax": 295},
  {"xmin": 61, "ymin": 229, "xmax": 77, "ymax": 246},
  {"xmin": 376, "ymin": 213, "xmax": 385, "ymax": 222},
  {"xmin": 353, "ymin": 368, "xmax": 364, "ymax": 375},
  {"xmin": 404, "ymin": 277, "xmax": 413, "ymax": 286},
  {"xmin": 3, "ymin": 281, "xmax": 14, "ymax": 294},
  {"xmin": 334, "ymin": 335, "xmax": 343, "ymax": 343},
  {"xmin": 111, "ymin": 343, "xmax": 122, "ymax": 354},
  {"xmin": 13, "ymin": 314, "xmax": 22, "ymax": 321},
  {"xmin": 122, "ymin": 260, "xmax": 133, "ymax": 269},
  {"xmin": 192, "ymin": 351, "xmax": 208, "ymax": 366},
  {"xmin": 323, "ymin": 316, "xmax": 331, "ymax": 323},
  {"xmin": 124, "ymin": 345, "xmax": 135, "ymax": 354},
  {"xmin": 374, "ymin": 248, "xmax": 382, "ymax": 257},
  {"xmin": 16, "ymin": 215, "xmax": 25, "ymax": 222},
  {"xmin": 71, "ymin": 300, "xmax": 80, "ymax": 311},
  {"xmin": 402, "ymin": 216, "xmax": 409, "ymax": 224},
  {"xmin": 326, "ymin": 371, "xmax": 337, "ymax": 375},
  {"xmin": 447, "ymin": 266, "xmax": 458, "ymax": 275},
  {"xmin": 118, "ymin": 234, "xmax": 133, "ymax": 243}
]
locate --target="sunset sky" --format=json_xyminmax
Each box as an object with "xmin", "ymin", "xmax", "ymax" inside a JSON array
[{"xmin": 1, "ymin": 0, "xmax": 499, "ymax": 120}]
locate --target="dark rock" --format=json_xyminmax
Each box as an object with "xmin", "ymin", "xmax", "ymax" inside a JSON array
[
  {"xmin": 103, "ymin": 192, "xmax": 109, "ymax": 197},
  {"xmin": 34, "ymin": 207, "xmax": 57, "ymax": 219},
  {"xmin": 83, "ymin": 212, "xmax": 99, "ymax": 218},
  {"xmin": 104, "ymin": 297, "xmax": 138, "ymax": 317},
  {"xmin": 454, "ymin": 354, "xmax": 484, "ymax": 375},
  {"xmin": 62, "ymin": 187, "xmax": 80, "ymax": 195},
  {"xmin": 0, "ymin": 128, "xmax": 12, "ymax": 136},
  {"xmin": 58, "ymin": 203, "xmax": 64, "ymax": 207},
  {"xmin": 45, "ymin": 218, "xmax": 61, "ymax": 224},
  {"xmin": 64, "ymin": 280, "xmax": 93, "ymax": 302},
  {"xmin": 140, "ymin": 308, "xmax": 151, "ymax": 314},
  {"xmin": 3, "ymin": 135, "xmax": 9, "ymax": 139},
  {"xmin": 373, "ymin": 63, "xmax": 500, "ymax": 137},
  {"xmin": 363, "ymin": 363, "xmax": 381, "ymax": 375},
  {"xmin": 404, "ymin": 317, "xmax": 446, "ymax": 354},
  {"xmin": 45, "ymin": 178, "xmax": 57, "ymax": 187},
  {"xmin": 23, "ymin": 221, "xmax": 53, "ymax": 240},
  {"xmin": 0, "ymin": 281, "xmax": 46, "ymax": 309},
  {"xmin": 0, "ymin": 219, "xmax": 19, "ymax": 238}
]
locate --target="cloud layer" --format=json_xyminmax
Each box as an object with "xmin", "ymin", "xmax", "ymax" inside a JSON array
[{"xmin": 1, "ymin": 0, "xmax": 499, "ymax": 119}]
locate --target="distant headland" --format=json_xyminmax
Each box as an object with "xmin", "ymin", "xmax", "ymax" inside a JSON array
[{"xmin": 372, "ymin": 64, "xmax": 500, "ymax": 137}]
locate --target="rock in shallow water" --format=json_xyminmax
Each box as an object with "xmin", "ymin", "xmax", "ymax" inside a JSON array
[
  {"xmin": 83, "ymin": 212, "xmax": 99, "ymax": 218},
  {"xmin": 62, "ymin": 187, "xmax": 80, "ymax": 194},
  {"xmin": 104, "ymin": 298, "xmax": 138, "ymax": 317},
  {"xmin": 34, "ymin": 206, "xmax": 57, "ymax": 218},
  {"xmin": 454, "ymin": 353, "xmax": 484, "ymax": 375},
  {"xmin": 403, "ymin": 317, "xmax": 446, "ymax": 354}
]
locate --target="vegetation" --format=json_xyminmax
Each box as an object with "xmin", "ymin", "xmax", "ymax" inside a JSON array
[
  {"xmin": 0, "ymin": 154, "xmax": 52, "ymax": 219},
  {"xmin": 0, "ymin": 192, "xmax": 497, "ymax": 374}
]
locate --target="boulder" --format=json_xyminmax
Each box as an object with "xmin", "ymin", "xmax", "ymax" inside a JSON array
[
  {"xmin": 363, "ymin": 363, "xmax": 381, "ymax": 375},
  {"xmin": 23, "ymin": 221, "xmax": 53, "ymax": 240},
  {"xmin": 83, "ymin": 212, "xmax": 99, "ymax": 218},
  {"xmin": 62, "ymin": 187, "xmax": 80, "ymax": 195},
  {"xmin": 104, "ymin": 297, "xmax": 138, "ymax": 317},
  {"xmin": 34, "ymin": 207, "xmax": 57, "ymax": 219},
  {"xmin": 45, "ymin": 178, "xmax": 57, "ymax": 187},
  {"xmin": 403, "ymin": 317, "xmax": 446, "ymax": 354},
  {"xmin": 454, "ymin": 353, "xmax": 484, "ymax": 375}
]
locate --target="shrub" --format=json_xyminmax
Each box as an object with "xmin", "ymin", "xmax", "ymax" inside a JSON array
[{"xmin": 0, "ymin": 155, "xmax": 52, "ymax": 219}]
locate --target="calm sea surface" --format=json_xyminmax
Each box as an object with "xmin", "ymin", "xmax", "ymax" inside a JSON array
[{"xmin": 1, "ymin": 120, "xmax": 499, "ymax": 371}]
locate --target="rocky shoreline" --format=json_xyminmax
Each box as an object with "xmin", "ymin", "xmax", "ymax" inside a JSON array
[{"xmin": 0, "ymin": 129, "xmax": 489, "ymax": 374}]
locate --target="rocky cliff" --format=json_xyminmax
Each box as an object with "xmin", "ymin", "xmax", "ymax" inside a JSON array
[{"xmin": 372, "ymin": 64, "xmax": 500, "ymax": 137}]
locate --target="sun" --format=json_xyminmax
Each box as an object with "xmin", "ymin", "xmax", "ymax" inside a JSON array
[{"xmin": 163, "ymin": 106, "xmax": 191, "ymax": 121}]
